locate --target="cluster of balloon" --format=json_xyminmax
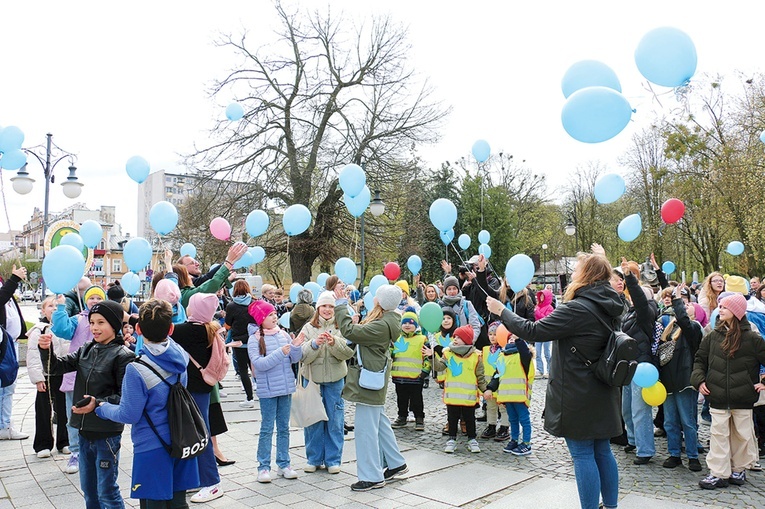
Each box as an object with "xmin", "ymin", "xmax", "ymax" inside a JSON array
[
  {"xmin": 60, "ymin": 233, "xmax": 84, "ymax": 251},
  {"xmin": 43, "ymin": 245, "xmax": 86, "ymax": 293},
  {"xmin": 121, "ymin": 272, "xmax": 141, "ymax": 296},
  {"xmin": 245, "ymin": 210, "xmax": 269, "ymax": 237},
  {"xmin": 727, "ymin": 241, "xmax": 745, "ymax": 256},
  {"xmin": 226, "ymin": 102, "xmax": 244, "ymax": 122},
  {"xmin": 0, "ymin": 126, "xmax": 26, "ymax": 170},
  {"xmin": 635, "ymin": 27, "xmax": 697, "ymax": 88},
  {"xmin": 633, "ymin": 362, "xmax": 667, "ymax": 406},
  {"xmin": 338, "ymin": 164, "xmax": 370, "ymax": 217},
  {"xmin": 617, "ymin": 214, "xmax": 642, "ymax": 242},
  {"xmin": 383, "ymin": 262, "xmax": 401, "ymax": 281},
  {"xmin": 79, "ymin": 220, "xmax": 103, "ymax": 249},
  {"xmin": 344, "ymin": 186, "xmax": 371, "ymax": 218},
  {"xmin": 126, "ymin": 156, "xmax": 150, "ymax": 184},
  {"xmin": 593, "ymin": 173, "xmax": 626, "ymax": 204},
  {"xmin": 180, "ymin": 243, "xmax": 197, "ymax": 258},
  {"xmin": 123, "ymin": 237, "xmax": 153, "ymax": 271},
  {"xmin": 660, "ymin": 198, "xmax": 685, "ymax": 224},
  {"xmin": 334, "ymin": 257, "xmax": 358, "ymax": 285},
  {"xmin": 419, "ymin": 302, "xmax": 444, "ymax": 332},
  {"xmin": 210, "ymin": 217, "xmax": 232, "ymax": 241},
  {"xmin": 150, "ymin": 201, "xmax": 179, "ymax": 235},
  {"xmin": 283, "ymin": 204, "xmax": 312, "ymax": 236},
  {"xmin": 472, "ymin": 140, "xmax": 491, "ymax": 163},
  {"xmin": 429, "ymin": 199, "xmax": 458, "ymax": 244},
  {"xmin": 561, "ymin": 60, "xmax": 631, "ymax": 143},
  {"xmin": 662, "ymin": 261, "xmax": 676, "ymax": 275},
  {"xmin": 505, "ymin": 254, "xmax": 535, "ymax": 292},
  {"xmin": 458, "ymin": 234, "xmax": 471, "ymax": 250},
  {"xmin": 407, "ymin": 255, "xmax": 422, "ymax": 276}
]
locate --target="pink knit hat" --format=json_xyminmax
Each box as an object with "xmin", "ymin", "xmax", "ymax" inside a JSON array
[
  {"xmin": 187, "ymin": 293, "xmax": 219, "ymax": 324},
  {"xmin": 154, "ymin": 279, "xmax": 180, "ymax": 305},
  {"xmin": 720, "ymin": 294, "xmax": 747, "ymax": 321},
  {"xmin": 248, "ymin": 299, "xmax": 276, "ymax": 326}
]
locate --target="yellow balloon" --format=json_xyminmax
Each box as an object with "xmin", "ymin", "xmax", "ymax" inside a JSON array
[{"xmin": 642, "ymin": 381, "xmax": 667, "ymax": 406}]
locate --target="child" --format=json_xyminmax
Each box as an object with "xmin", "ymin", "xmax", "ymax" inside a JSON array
[
  {"xmin": 122, "ymin": 323, "xmax": 136, "ymax": 350},
  {"xmin": 492, "ymin": 332, "xmax": 535, "ymax": 456},
  {"xmin": 390, "ymin": 307, "xmax": 430, "ymax": 431},
  {"xmin": 432, "ymin": 308, "xmax": 458, "ymax": 436},
  {"xmin": 40, "ymin": 300, "xmax": 134, "ymax": 508},
  {"xmin": 96, "ymin": 299, "xmax": 199, "ymax": 508},
  {"xmin": 248, "ymin": 299, "xmax": 304, "ymax": 483},
  {"xmin": 534, "ymin": 288, "xmax": 554, "ymax": 379},
  {"xmin": 691, "ymin": 294, "xmax": 765, "ymax": 489},
  {"xmin": 428, "ymin": 325, "xmax": 487, "ymax": 454},
  {"xmin": 479, "ymin": 322, "xmax": 510, "ymax": 440}
]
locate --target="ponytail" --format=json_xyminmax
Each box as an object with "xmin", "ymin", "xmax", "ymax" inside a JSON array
[{"xmin": 259, "ymin": 326, "xmax": 267, "ymax": 357}]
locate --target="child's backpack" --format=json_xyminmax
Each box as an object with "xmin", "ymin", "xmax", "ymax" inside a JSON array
[
  {"xmin": 136, "ymin": 357, "xmax": 209, "ymax": 459},
  {"xmin": 189, "ymin": 330, "xmax": 230, "ymax": 386},
  {"xmin": 0, "ymin": 327, "xmax": 19, "ymax": 388}
]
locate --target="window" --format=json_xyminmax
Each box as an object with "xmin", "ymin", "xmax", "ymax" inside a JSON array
[{"xmin": 112, "ymin": 259, "xmax": 122, "ymax": 273}]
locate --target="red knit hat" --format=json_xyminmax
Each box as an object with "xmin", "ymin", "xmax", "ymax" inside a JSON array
[
  {"xmin": 248, "ymin": 299, "xmax": 276, "ymax": 326},
  {"xmin": 453, "ymin": 325, "xmax": 474, "ymax": 345},
  {"xmin": 720, "ymin": 294, "xmax": 747, "ymax": 321}
]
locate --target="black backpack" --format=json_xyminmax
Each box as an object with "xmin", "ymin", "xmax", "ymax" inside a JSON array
[
  {"xmin": 570, "ymin": 299, "xmax": 638, "ymax": 387},
  {"xmin": 135, "ymin": 357, "xmax": 209, "ymax": 459},
  {"xmin": 0, "ymin": 327, "xmax": 19, "ymax": 388}
]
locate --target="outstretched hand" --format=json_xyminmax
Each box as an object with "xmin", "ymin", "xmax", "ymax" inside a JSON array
[
  {"xmin": 441, "ymin": 260, "xmax": 452, "ymax": 274},
  {"xmin": 590, "ymin": 243, "xmax": 605, "ymax": 257},
  {"xmin": 649, "ymin": 253, "xmax": 659, "ymax": 270},
  {"xmin": 11, "ymin": 265, "xmax": 27, "ymax": 280},
  {"xmin": 620, "ymin": 257, "xmax": 630, "ymax": 276},
  {"xmin": 486, "ymin": 296, "xmax": 505, "ymax": 316}
]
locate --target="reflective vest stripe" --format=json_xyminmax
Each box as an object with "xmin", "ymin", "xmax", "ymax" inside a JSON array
[
  {"xmin": 394, "ymin": 366, "xmax": 422, "ymax": 374},
  {"xmin": 391, "ymin": 335, "xmax": 427, "ymax": 380},
  {"xmin": 496, "ymin": 353, "xmax": 534, "ymax": 405},
  {"xmin": 442, "ymin": 351, "xmax": 480, "ymax": 407},
  {"xmin": 395, "ymin": 356, "xmax": 421, "ymax": 364},
  {"xmin": 445, "ymin": 381, "xmax": 478, "ymax": 390}
]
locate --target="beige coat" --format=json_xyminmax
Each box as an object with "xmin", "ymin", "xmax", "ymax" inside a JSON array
[{"xmin": 300, "ymin": 315, "xmax": 354, "ymax": 384}]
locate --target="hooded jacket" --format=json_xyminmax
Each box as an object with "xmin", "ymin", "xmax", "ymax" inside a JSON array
[
  {"xmin": 497, "ymin": 280, "xmax": 625, "ymax": 440},
  {"xmin": 621, "ymin": 273, "xmax": 659, "ymax": 364},
  {"xmin": 26, "ymin": 321, "xmax": 69, "ymax": 384},
  {"xmin": 535, "ymin": 289, "xmax": 555, "ymax": 321},
  {"xmin": 659, "ymin": 298, "xmax": 703, "ymax": 394}
]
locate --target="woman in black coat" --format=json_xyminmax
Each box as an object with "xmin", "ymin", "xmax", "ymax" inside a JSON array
[{"xmin": 487, "ymin": 253, "xmax": 623, "ymax": 509}]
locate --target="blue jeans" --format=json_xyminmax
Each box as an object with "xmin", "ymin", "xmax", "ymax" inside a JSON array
[
  {"xmin": 537, "ymin": 342, "xmax": 552, "ymax": 374},
  {"xmin": 190, "ymin": 392, "xmax": 219, "ymax": 487},
  {"xmin": 257, "ymin": 395, "xmax": 292, "ymax": 471},
  {"xmin": 64, "ymin": 391, "xmax": 80, "ymax": 454},
  {"xmin": 565, "ymin": 438, "xmax": 619, "ymax": 509},
  {"xmin": 0, "ymin": 381, "xmax": 14, "ymax": 429},
  {"xmin": 622, "ymin": 380, "xmax": 655, "ymax": 457},
  {"xmin": 79, "ymin": 434, "xmax": 124, "ymax": 509},
  {"xmin": 664, "ymin": 388, "xmax": 699, "ymax": 459},
  {"xmin": 701, "ymin": 397, "xmax": 711, "ymax": 421},
  {"xmin": 304, "ymin": 379, "xmax": 345, "ymax": 468},
  {"xmin": 504, "ymin": 402, "xmax": 532, "ymax": 443},
  {"xmin": 354, "ymin": 403, "xmax": 406, "ymax": 482}
]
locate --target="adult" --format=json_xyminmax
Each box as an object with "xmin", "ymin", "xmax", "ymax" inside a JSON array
[
  {"xmin": 486, "ymin": 252, "xmax": 623, "ymax": 509},
  {"xmin": 750, "ymin": 277, "xmax": 761, "ymax": 298},
  {"xmin": 224, "ymin": 280, "xmax": 257, "ymax": 408},
  {"xmin": 698, "ymin": 272, "xmax": 725, "ymax": 319},
  {"xmin": 414, "ymin": 275, "xmax": 441, "ymax": 307},
  {"xmin": 289, "ymin": 289, "xmax": 315, "ymax": 334},
  {"xmin": 177, "ymin": 253, "xmax": 218, "ymax": 288},
  {"xmin": 63, "ymin": 276, "xmax": 92, "ymax": 317},
  {"xmin": 0, "ymin": 265, "xmax": 28, "ymax": 440},
  {"xmin": 440, "ymin": 276, "xmax": 481, "ymax": 348},
  {"xmin": 333, "ymin": 283, "xmax": 407, "ymax": 491},
  {"xmin": 300, "ymin": 291, "xmax": 354, "ymax": 473},
  {"xmin": 174, "ymin": 242, "xmax": 247, "ymax": 308}
]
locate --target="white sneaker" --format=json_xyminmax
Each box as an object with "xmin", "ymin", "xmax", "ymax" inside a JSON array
[
  {"xmin": 467, "ymin": 439, "xmax": 481, "ymax": 453},
  {"xmin": 239, "ymin": 399, "xmax": 255, "ymax": 408},
  {"xmin": 257, "ymin": 469, "xmax": 272, "ymax": 483},
  {"xmin": 36, "ymin": 449, "xmax": 52, "ymax": 459},
  {"xmin": 190, "ymin": 484, "xmax": 223, "ymax": 503},
  {"xmin": 60, "ymin": 446, "xmax": 71, "ymax": 455},
  {"xmin": 219, "ymin": 391, "xmax": 228, "ymax": 398},
  {"xmin": 327, "ymin": 465, "xmax": 341, "ymax": 474},
  {"xmin": 0, "ymin": 427, "xmax": 29, "ymax": 440},
  {"xmin": 65, "ymin": 454, "xmax": 79, "ymax": 474},
  {"xmin": 303, "ymin": 464, "xmax": 318, "ymax": 473},
  {"xmin": 444, "ymin": 439, "xmax": 457, "ymax": 453},
  {"xmin": 277, "ymin": 465, "xmax": 298, "ymax": 479}
]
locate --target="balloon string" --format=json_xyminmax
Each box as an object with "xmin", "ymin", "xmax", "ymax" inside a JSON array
[{"xmin": 448, "ymin": 241, "xmax": 490, "ymax": 297}]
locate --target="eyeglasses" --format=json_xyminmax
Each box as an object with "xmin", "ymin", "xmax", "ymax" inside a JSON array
[{"xmin": 711, "ymin": 279, "xmax": 724, "ymax": 284}]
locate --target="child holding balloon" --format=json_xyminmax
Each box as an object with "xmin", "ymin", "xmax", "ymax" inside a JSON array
[
  {"xmin": 479, "ymin": 322, "xmax": 510, "ymax": 440},
  {"xmin": 691, "ymin": 294, "xmax": 765, "ymax": 489}
]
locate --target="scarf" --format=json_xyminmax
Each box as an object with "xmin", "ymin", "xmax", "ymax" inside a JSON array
[
  {"xmin": 503, "ymin": 343, "xmax": 519, "ymax": 355},
  {"xmin": 233, "ymin": 295, "xmax": 252, "ymax": 306},
  {"xmin": 261, "ymin": 327, "xmax": 281, "ymax": 336},
  {"xmin": 442, "ymin": 295, "xmax": 461, "ymax": 307},
  {"xmin": 450, "ymin": 344, "xmax": 472, "ymax": 356}
]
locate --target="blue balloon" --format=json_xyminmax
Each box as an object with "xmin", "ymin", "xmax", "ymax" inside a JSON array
[
  {"xmin": 123, "ymin": 237, "xmax": 152, "ymax": 271},
  {"xmin": 478, "ymin": 243, "xmax": 492, "ymax": 259},
  {"xmin": 0, "ymin": 149, "xmax": 26, "ymax": 170},
  {"xmin": 662, "ymin": 261, "xmax": 676, "ymax": 274},
  {"xmin": 250, "ymin": 246, "xmax": 265, "ymax": 264},
  {"xmin": 593, "ymin": 173, "xmax": 626, "ymax": 204},
  {"xmin": 233, "ymin": 250, "xmax": 253, "ymax": 269},
  {"xmin": 457, "ymin": 234, "xmax": 471, "ymax": 250},
  {"xmin": 60, "ymin": 233, "xmax": 84, "ymax": 252},
  {"xmin": 343, "ymin": 186, "xmax": 371, "ymax": 217},
  {"xmin": 369, "ymin": 274, "xmax": 388, "ymax": 296},
  {"xmin": 278, "ymin": 311, "xmax": 291, "ymax": 329},
  {"xmin": 0, "ymin": 126, "xmax": 24, "ymax": 153},
  {"xmin": 505, "ymin": 254, "xmax": 535, "ymax": 293},
  {"xmin": 339, "ymin": 164, "xmax": 366, "ymax": 198},
  {"xmin": 727, "ymin": 241, "xmax": 745, "ymax": 256},
  {"xmin": 472, "ymin": 140, "xmax": 491, "ymax": 163},
  {"xmin": 121, "ymin": 272, "xmax": 141, "ymax": 296},
  {"xmin": 246, "ymin": 210, "xmax": 269, "ymax": 237},
  {"xmin": 761, "ymin": 131, "xmax": 765, "ymax": 144},
  {"xmin": 317, "ymin": 272, "xmax": 330, "ymax": 287},
  {"xmin": 282, "ymin": 204, "xmax": 312, "ymax": 236},
  {"xmin": 635, "ymin": 27, "xmax": 697, "ymax": 88},
  {"xmin": 561, "ymin": 86, "xmax": 633, "ymax": 144},
  {"xmin": 407, "ymin": 255, "xmax": 422, "ymax": 276},
  {"xmin": 710, "ymin": 308, "xmax": 719, "ymax": 327},
  {"xmin": 226, "ymin": 102, "xmax": 244, "ymax": 121},
  {"xmin": 363, "ymin": 291, "xmax": 375, "ymax": 312},
  {"xmin": 79, "ymin": 220, "xmax": 102, "ymax": 249},
  {"xmin": 617, "ymin": 214, "xmax": 642, "ymax": 242},
  {"xmin": 478, "ymin": 230, "xmax": 490, "ymax": 244},
  {"xmin": 42, "ymin": 245, "xmax": 85, "ymax": 294},
  {"xmin": 334, "ymin": 258, "xmax": 357, "ymax": 285},
  {"xmin": 429, "ymin": 199, "xmax": 458, "ymax": 232},
  {"xmin": 440, "ymin": 228, "xmax": 454, "ymax": 246},
  {"xmin": 149, "ymin": 201, "xmax": 178, "ymax": 235},
  {"xmin": 180, "ymin": 243, "xmax": 196, "ymax": 258},
  {"xmin": 633, "ymin": 362, "xmax": 659, "ymax": 388},
  {"xmin": 289, "ymin": 283, "xmax": 303, "ymax": 303},
  {"xmin": 304, "ymin": 282, "xmax": 322, "ymax": 302},
  {"xmin": 126, "ymin": 156, "xmax": 150, "ymax": 184},
  {"xmin": 561, "ymin": 60, "xmax": 622, "ymax": 98}
]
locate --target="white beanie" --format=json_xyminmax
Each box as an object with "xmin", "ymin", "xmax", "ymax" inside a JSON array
[
  {"xmin": 375, "ymin": 284, "xmax": 401, "ymax": 311},
  {"xmin": 316, "ymin": 291, "xmax": 335, "ymax": 308}
]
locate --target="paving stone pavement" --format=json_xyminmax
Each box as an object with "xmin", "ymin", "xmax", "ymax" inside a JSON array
[{"xmin": 1, "ymin": 366, "xmax": 763, "ymax": 508}]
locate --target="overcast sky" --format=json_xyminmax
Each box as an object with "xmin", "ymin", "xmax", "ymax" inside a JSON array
[{"xmin": 1, "ymin": 1, "xmax": 762, "ymax": 237}]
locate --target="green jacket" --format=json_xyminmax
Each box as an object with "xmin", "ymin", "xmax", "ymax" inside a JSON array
[
  {"xmin": 335, "ymin": 305, "xmax": 399, "ymax": 406},
  {"xmin": 180, "ymin": 265, "xmax": 231, "ymax": 309},
  {"xmin": 300, "ymin": 315, "xmax": 354, "ymax": 384}
]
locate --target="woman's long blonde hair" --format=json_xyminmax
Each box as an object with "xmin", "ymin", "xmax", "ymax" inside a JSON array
[
  {"xmin": 702, "ymin": 271, "xmax": 724, "ymax": 312},
  {"xmin": 362, "ymin": 303, "xmax": 385, "ymax": 324},
  {"xmin": 564, "ymin": 253, "xmax": 614, "ymax": 301}
]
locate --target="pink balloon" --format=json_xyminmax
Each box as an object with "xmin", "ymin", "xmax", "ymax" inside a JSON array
[{"xmin": 210, "ymin": 217, "xmax": 232, "ymax": 241}]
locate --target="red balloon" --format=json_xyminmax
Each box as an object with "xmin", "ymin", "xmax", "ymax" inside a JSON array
[
  {"xmin": 661, "ymin": 198, "xmax": 685, "ymax": 224},
  {"xmin": 383, "ymin": 262, "xmax": 401, "ymax": 281}
]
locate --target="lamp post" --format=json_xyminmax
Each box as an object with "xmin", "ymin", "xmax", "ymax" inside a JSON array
[
  {"xmin": 11, "ymin": 133, "xmax": 82, "ymax": 295},
  {"xmin": 360, "ymin": 190, "xmax": 385, "ymax": 287},
  {"xmin": 542, "ymin": 243, "xmax": 548, "ymax": 287},
  {"xmin": 565, "ymin": 212, "xmax": 577, "ymax": 285}
]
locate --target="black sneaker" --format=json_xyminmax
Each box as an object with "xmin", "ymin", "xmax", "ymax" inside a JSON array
[
  {"xmin": 391, "ymin": 417, "xmax": 408, "ymax": 429},
  {"xmin": 728, "ymin": 470, "xmax": 746, "ymax": 486},
  {"xmin": 688, "ymin": 458, "xmax": 702, "ymax": 472},
  {"xmin": 383, "ymin": 464, "xmax": 409, "ymax": 481},
  {"xmin": 351, "ymin": 480, "xmax": 386, "ymax": 491},
  {"xmin": 699, "ymin": 474, "xmax": 728, "ymax": 490},
  {"xmin": 414, "ymin": 418, "xmax": 424, "ymax": 432},
  {"xmin": 663, "ymin": 456, "xmax": 682, "ymax": 469},
  {"xmin": 633, "ymin": 456, "xmax": 652, "ymax": 465},
  {"xmin": 494, "ymin": 426, "xmax": 510, "ymax": 442},
  {"xmin": 480, "ymin": 425, "xmax": 497, "ymax": 439},
  {"xmin": 624, "ymin": 444, "xmax": 636, "ymax": 453}
]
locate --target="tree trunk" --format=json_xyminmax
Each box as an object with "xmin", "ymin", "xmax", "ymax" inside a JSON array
[{"xmin": 289, "ymin": 237, "xmax": 319, "ymax": 284}]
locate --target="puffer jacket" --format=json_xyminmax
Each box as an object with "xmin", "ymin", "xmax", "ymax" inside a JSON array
[
  {"xmin": 535, "ymin": 289, "xmax": 555, "ymax": 321},
  {"xmin": 659, "ymin": 298, "xmax": 702, "ymax": 394},
  {"xmin": 26, "ymin": 322, "xmax": 69, "ymax": 384},
  {"xmin": 621, "ymin": 273, "xmax": 659, "ymax": 364},
  {"xmin": 247, "ymin": 324, "xmax": 302, "ymax": 398},
  {"xmin": 300, "ymin": 316, "xmax": 354, "ymax": 384},
  {"xmin": 691, "ymin": 316, "xmax": 765, "ymax": 409}
]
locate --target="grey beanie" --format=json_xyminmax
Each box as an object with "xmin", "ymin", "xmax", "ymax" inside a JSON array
[
  {"xmin": 375, "ymin": 284, "xmax": 402, "ymax": 311},
  {"xmin": 443, "ymin": 276, "xmax": 460, "ymax": 291}
]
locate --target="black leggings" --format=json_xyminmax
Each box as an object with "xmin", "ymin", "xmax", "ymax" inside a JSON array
[
  {"xmin": 139, "ymin": 491, "xmax": 188, "ymax": 509},
  {"xmin": 233, "ymin": 347, "xmax": 253, "ymax": 400},
  {"xmin": 33, "ymin": 376, "xmax": 69, "ymax": 453},
  {"xmin": 447, "ymin": 404, "xmax": 476, "ymax": 439},
  {"xmin": 395, "ymin": 382, "xmax": 424, "ymax": 419}
]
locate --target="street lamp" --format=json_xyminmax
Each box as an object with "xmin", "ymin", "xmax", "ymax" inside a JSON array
[
  {"xmin": 360, "ymin": 190, "xmax": 385, "ymax": 287},
  {"xmin": 542, "ymin": 243, "xmax": 548, "ymax": 287},
  {"xmin": 11, "ymin": 133, "xmax": 81, "ymax": 295}
]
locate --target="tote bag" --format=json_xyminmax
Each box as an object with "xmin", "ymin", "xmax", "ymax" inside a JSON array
[{"xmin": 290, "ymin": 363, "xmax": 328, "ymax": 428}]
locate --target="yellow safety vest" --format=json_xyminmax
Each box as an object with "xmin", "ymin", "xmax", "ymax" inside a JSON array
[
  {"xmin": 481, "ymin": 346, "xmax": 500, "ymax": 379},
  {"xmin": 391, "ymin": 334, "xmax": 427, "ymax": 380},
  {"xmin": 434, "ymin": 333, "xmax": 451, "ymax": 383},
  {"xmin": 442, "ymin": 350, "xmax": 480, "ymax": 407},
  {"xmin": 495, "ymin": 353, "xmax": 534, "ymax": 406}
]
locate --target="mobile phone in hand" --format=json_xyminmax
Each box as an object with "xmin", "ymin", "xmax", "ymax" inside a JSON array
[{"xmin": 75, "ymin": 397, "xmax": 92, "ymax": 408}]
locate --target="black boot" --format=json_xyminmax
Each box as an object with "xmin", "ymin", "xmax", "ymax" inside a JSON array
[{"xmin": 480, "ymin": 425, "xmax": 497, "ymax": 439}]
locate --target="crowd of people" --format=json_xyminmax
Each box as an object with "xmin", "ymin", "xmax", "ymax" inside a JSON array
[{"xmin": 1, "ymin": 242, "xmax": 765, "ymax": 508}]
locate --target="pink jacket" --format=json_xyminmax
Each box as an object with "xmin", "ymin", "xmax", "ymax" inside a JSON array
[{"xmin": 534, "ymin": 289, "xmax": 555, "ymax": 321}]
